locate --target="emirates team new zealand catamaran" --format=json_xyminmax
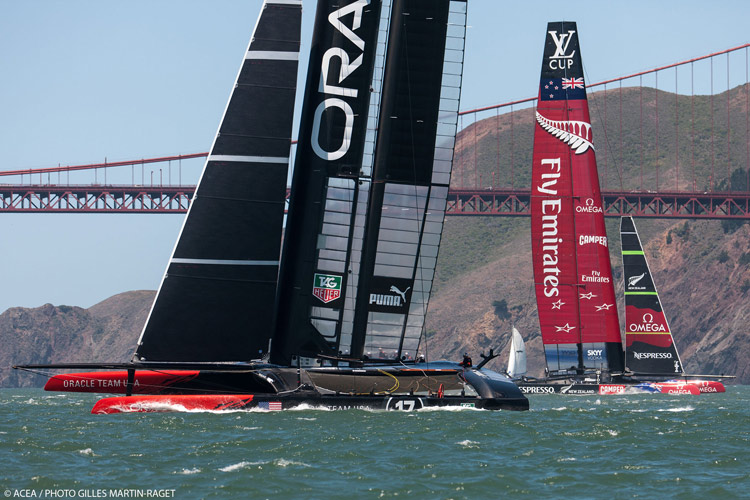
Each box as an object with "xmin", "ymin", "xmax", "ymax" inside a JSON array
[
  {"xmin": 14, "ymin": 0, "xmax": 528, "ymax": 412},
  {"xmin": 518, "ymin": 22, "xmax": 729, "ymax": 396}
]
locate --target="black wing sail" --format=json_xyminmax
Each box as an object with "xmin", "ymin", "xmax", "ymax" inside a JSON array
[
  {"xmin": 272, "ymin": 0, "xmax": 385, "ymax": 365},
  {"xmin": 272, "ymin": 0, "xmax": 467, "ymax": 365},
  {"xmin": 620, "ymin": 216, "xmax": 684, "ymax": 375},
  {"xmin": 134, "ymin": 0, "xmax": 302, "ymax": 363},
  {"xmin": 351, "ymin": 0, "xmax": 468, "ymax": 360}
]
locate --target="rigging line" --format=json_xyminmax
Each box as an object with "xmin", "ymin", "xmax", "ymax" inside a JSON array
[
  {"xmin": 564, "ymin": 49, "xmax": 584, "ymax": 368},
  {"xmin": 583, "ymin": 62, "xmax": 625, "ymax": 191},
  {"xmin": 398, "ymin": 5, "xmax": 431, "ymax": 362}
]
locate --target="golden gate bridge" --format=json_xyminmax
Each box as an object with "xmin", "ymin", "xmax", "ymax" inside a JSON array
[{"xmin": 2, "ymin": 44, "xmax": 749, "ymax": 219}]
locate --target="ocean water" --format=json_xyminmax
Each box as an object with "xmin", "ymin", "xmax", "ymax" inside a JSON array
[{"xmin": 1, "ymin": 387, "xmax": 748, "ymax": 500}]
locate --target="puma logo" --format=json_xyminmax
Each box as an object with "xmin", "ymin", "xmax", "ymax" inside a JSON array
[{"xmin": 390, "ymin": 285, "xmax": 411, "ymax": 303}]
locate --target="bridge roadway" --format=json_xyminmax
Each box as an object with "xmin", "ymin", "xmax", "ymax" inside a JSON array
[{"xmin": 1, "ymin": 184, "xmax": 749, "ymax": 218}]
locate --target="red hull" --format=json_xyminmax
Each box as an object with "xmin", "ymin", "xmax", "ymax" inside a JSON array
[
  {"xmin": 649, "ymin": 382, "xmax": 701, "ymax": 395},
  {"xmin": 91, "ymin": 394, "xmax": 255, "ymax": 414},
  {"xmin": 682, "ymin": 380, "xmax": 726, "ymax": 394},
  {"xmin": 44, "ymin": 370, "xmax": 200, "ymax": 394}
]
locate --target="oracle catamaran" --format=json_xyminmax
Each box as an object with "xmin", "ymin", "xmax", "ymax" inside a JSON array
[
  {"xmin": 14, "ymin": 0, "xmax": 528, "ymax": 412},
  {"xmin": 517, "ymin": 21, "xmax": 727, "ymax": 395}
]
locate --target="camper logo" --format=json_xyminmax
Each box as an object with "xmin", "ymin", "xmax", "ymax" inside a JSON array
[{"xmin": 312, "ymin": 273, "xmax": 342, "ymax": 304}]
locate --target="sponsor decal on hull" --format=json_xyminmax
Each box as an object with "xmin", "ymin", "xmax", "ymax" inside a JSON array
[
  {"xmin": 520, "ymin": 384, "xmax": 599, "ymax": 395},
  {"xmin": 385, "ymin": 398, "xmax": 424, "ymax": 411},
  {"xmin": 694, "ymin": 380, "xmax": 725, "ymax": 393},
  {"xmin": 599, "ymin": 384, "xmax": 627, "ymax": 395},
  {"xmin": 45, "ymin": 371, "xmax": 200, "ymax": 394},
  {"xmin": 563, "ymin": 388, "xmax": 597, "ymax": 395},
  {"xmin": 519, "ymin": 386, "xmax": 556, "ymax": 394},
  {"xmin": 651, "ymin": 382, "xmax": 700, "ymax": 395}
]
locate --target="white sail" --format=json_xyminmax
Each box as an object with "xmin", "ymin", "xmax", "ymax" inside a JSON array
[{"xmin": 507, "ymin": 327, "xmax": 527, "ymax": 378}]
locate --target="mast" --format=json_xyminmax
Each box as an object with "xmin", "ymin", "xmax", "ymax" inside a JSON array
[
  {"xmin": 620, "ymin": 216, "xmax": 684, "ymax": 375},
  {"xmin": 134, "ymin": 0, "xmax": 301, "ymax": 363},
  {"xmin": 349, "ymin": 0, "xmax": 467, "ymax": 360},
  {"xmin": 530, "ymin": 22, "xmax": 623, "ymax": 375},
  {"xmin": 272, "ymin": 0, "xmax": 384, "ymax": 365}
]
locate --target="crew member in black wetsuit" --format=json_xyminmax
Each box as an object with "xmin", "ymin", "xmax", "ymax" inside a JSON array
[{"xmin": 461, "ymin": 353, "xmax": 472, "ymax": 368}]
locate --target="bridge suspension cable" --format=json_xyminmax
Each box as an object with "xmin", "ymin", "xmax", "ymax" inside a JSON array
[{"xmin": 2, "ymin": 45, "xmax": 749, "ymax": 218}]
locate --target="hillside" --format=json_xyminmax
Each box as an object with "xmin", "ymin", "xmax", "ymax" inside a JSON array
[
  {"xmin": 426, "ymin": 217, "xmax": 750, "ymax": 384},
  {"xmin": 427, "ymin": 83, "xmax": 750, "ymax": 383},
  {"xmin": 0, "ymin": 291, "xmax": 154, "ymax": 388},
  {"xmin": 454, "ymin": 83, "xmax": 750, "ymax": 192}
]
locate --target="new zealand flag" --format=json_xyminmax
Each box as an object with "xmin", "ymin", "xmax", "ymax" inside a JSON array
[{"xmin": 540, "ymin": 77, "xmax": 586, "ymax": 101}]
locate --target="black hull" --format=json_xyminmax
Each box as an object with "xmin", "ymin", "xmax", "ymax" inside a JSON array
[
  {"xmin": 222, "ymin": 393, "xmax": 530, "ymax": 411},
  {"xmin": 30, "ymin": 361, "xmax": 529, "ymax": 412},
  {"xmin": 91, "ymin": 392, "xmax": 529, "ymax": 413}
]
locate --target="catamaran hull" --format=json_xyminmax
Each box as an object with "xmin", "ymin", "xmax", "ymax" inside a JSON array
[
  {"xmin": 517, "ymin": 381, "xmax": 705, "ymax": 395},
  {"xmin": 41, "ymin": 363, "xmax": 530, "ymax": 412},
  {"xmin": 43, "ymin": 370, "xmax": 274, "ymax": 395},
  {"xmin": 673, "ymin": 380, "xmax": 725, "ymax": 393},
  {"xmin": 91, "ymin": 393, "xmax": 529, "ymax": 414}
]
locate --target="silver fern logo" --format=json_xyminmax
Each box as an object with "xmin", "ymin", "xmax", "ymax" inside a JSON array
[
  {"xmin": 628, "ymin": 272, "xmax": 647, "ymax": 287},
  {"xmin": 535, "ymin": 111, "xmax": 594, "ymax": 154}
]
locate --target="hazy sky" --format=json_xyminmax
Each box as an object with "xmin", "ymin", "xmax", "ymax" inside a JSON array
[{"xmin": 1, "ymin": 1, "xmax": 748, "ymax": 313}]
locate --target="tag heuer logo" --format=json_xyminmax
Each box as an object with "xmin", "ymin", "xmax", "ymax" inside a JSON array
[{"xmin": 313, "ymin": 273, "xmax": 342, "ymax": 304}]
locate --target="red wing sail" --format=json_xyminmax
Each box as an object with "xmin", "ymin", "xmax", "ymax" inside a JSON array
[
  {"xmin": 531, "ymin": 22, "xmax": 623, "ymax": 374},
  {"xmin": 620, "ymin": 216, "xmax": 683, "ymax": 375}
]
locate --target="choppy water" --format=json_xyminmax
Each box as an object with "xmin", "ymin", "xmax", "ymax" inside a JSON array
[{"xmin": 1, "ymin": 387, "xmax": 748, "ymax": 499}]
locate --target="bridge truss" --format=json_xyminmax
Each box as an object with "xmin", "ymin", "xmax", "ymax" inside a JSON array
[{"xmin": 2, "ymin": 184, "xmax": 750, "ymax": 219}]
